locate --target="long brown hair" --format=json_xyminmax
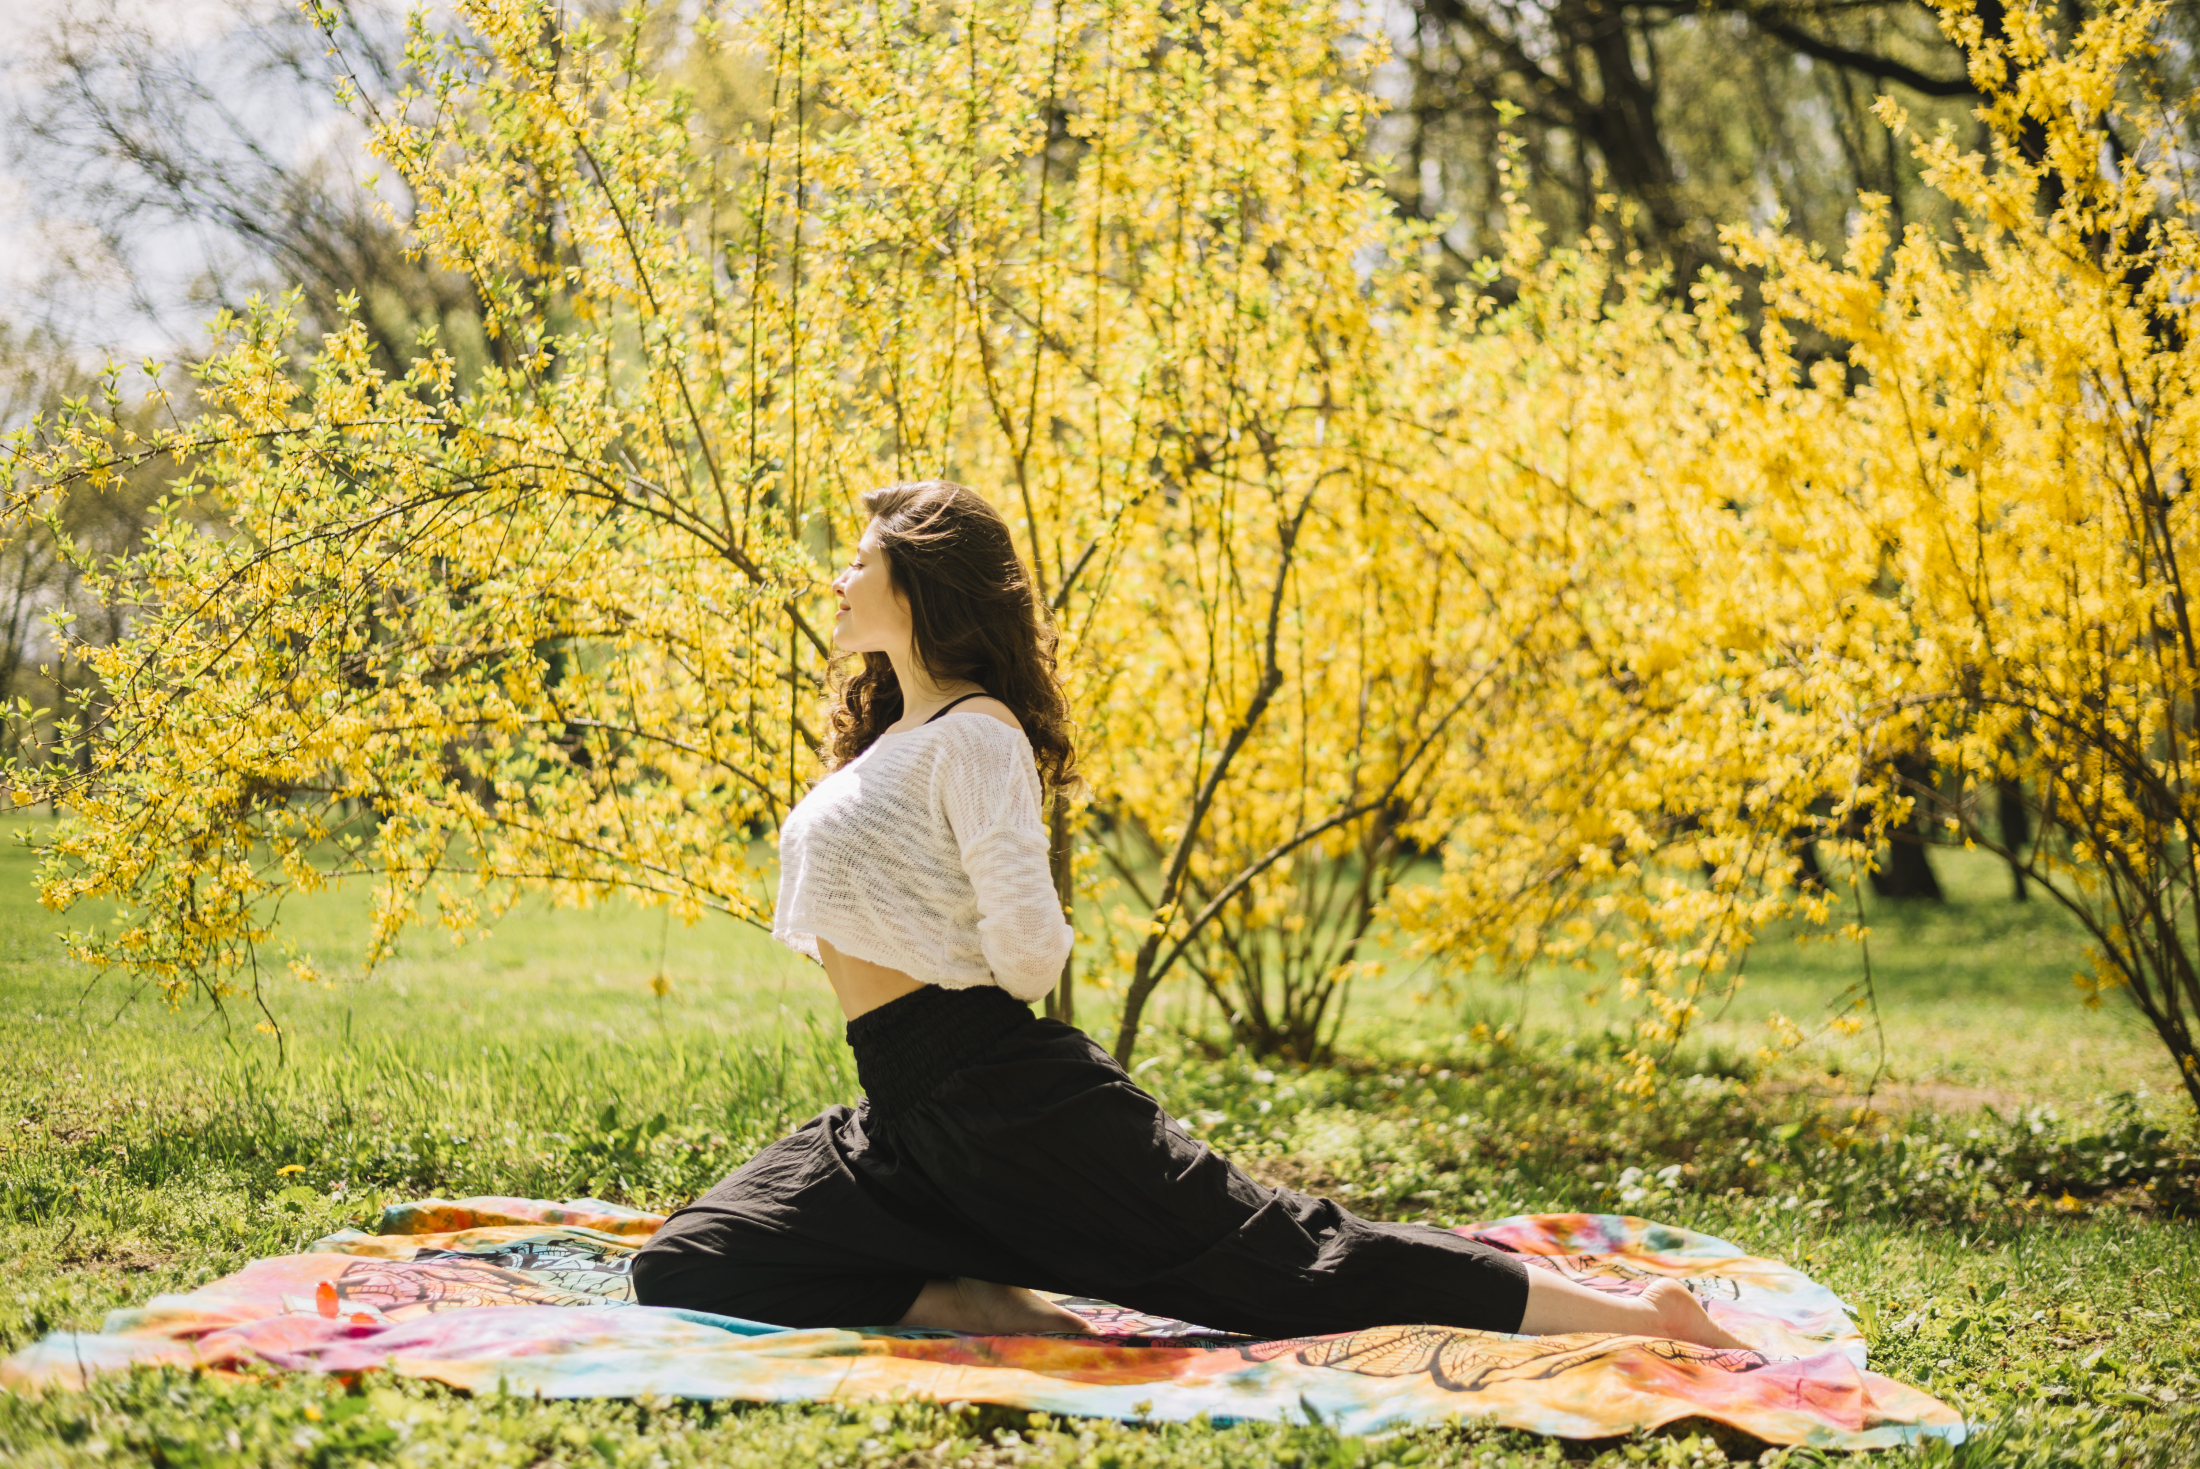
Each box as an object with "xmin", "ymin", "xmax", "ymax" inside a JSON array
[{"xmin": 824, "ymin": 480, "xmax": 1078, "ymax": 789}]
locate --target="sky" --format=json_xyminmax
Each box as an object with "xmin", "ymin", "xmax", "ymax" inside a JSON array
[
  {"xmin": 0, "ymin": 0, "xmax": 368, "ymax": 361},
  {"xmin": 0, "ymin": 0, "xmax": 71, "ymax": 342}
]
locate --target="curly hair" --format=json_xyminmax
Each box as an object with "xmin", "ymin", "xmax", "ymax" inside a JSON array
[{"xmin": 823, "ymin": 480, "xmax": 1079, "ymax": 791}]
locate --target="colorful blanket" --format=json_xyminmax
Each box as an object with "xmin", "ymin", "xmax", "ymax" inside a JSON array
[{"xmin": 3, "ymin": 1197, "xmax": 1963, "ymax": 1447}]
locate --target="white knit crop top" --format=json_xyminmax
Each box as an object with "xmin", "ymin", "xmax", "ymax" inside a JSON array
[{"xmin": 770, "ymin": 710, "xmax": 1074, "ymax": 1002}]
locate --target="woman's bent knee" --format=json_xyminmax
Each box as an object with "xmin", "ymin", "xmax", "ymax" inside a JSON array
[{"xmin": 628, "ymin": 1237, "xmax": 690, "ymax": 1308}]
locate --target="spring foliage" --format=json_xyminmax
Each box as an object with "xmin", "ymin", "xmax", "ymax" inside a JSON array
[
  {"xmin": 7, "ymin": 0, "xmax": 2200, "ymax": 1095},
  {"xmin": 1719, "ymin": 0, "xmax": 2200, "ymax": 1110}
]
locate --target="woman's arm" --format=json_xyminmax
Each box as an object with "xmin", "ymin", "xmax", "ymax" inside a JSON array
[{"xmin": 936, "ymin": 718, "xmax": 1075, "ymax": 1002}]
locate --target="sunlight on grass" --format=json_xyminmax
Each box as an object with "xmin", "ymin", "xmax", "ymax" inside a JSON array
[{"xmin": 1116, "ymin": 843, "xmax": 2176, "ymax": 1122}]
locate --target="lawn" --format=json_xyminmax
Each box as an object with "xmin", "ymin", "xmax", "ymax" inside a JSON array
[{"xmin": 3, "ymin": 829, "xmax": 2198, "ymax": 1467}]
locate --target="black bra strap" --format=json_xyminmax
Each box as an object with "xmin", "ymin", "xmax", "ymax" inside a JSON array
[{"xmin": 922, "ymin": 690, "xmax": 994, "ymax": 725}]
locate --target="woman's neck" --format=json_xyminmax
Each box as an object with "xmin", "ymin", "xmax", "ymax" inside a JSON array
[{"xmin": 885, "ymin": 646, "xmax": 982, "ymax": 731}]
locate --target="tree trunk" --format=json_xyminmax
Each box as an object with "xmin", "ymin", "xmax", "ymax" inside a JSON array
[
  {"xmin": 1573, "ymin": 6, "xmax": 1696, "ymax": 274},
  {"xmin": 1997, "ymin": 777, "xmax": 2031, "ymax": 902},
  {"xmin": 1791, "ymin": 829, "xmax": 1829, "ymax": 892},
  {"xmin": 1869, "ymin": 754, "xmax": 1943, "ymax": 901}
]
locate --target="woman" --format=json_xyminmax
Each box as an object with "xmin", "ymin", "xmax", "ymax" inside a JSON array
[{"xmin": 632, "ymin": 480, "xmax": 1742, "ymax": 1347}]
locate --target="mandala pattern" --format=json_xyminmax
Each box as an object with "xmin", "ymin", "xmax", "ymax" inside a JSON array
[
  {"xmin": 1245, "ymin": 1323, "xmax": 1771, "ymax": 1393},
  {"xmin": 331, "ymin": 1259, "xmax": 618, "ymax": 1318},
  {"xmin": 409, "ymin": 1242, "xmax": 639, "ymax": 1302}
]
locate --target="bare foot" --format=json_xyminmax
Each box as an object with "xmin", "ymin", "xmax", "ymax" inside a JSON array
[
  {"xmin": 1638, "ymin": 1279, "xmax": 1751, "ymax": 1350},
  {"xmin": 895, "ymin": 1278, "xmax": 1095, "ymax": 1335},
  {"xmin": 1519, "ymin": 1267, "xmax": 1751, "ymax": 1349}
]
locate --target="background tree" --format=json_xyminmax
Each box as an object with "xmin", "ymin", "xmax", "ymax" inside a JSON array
[
  {"xmin": 6, "ymin": 0, "xmax": 489, "ymax": 372},
  {"xmin": 1382, "ymin": 0, "xmax": 1973, "ymax": 279},
  {"xmin": 0, "ymin": 322, "xmax": 167, "ymax": 771},
  {"xmin": 1377, "ymin": 0, "xmax": 2200, "ymax": 286}
]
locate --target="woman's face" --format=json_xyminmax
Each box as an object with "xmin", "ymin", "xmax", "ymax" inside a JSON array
[{"xmin": 831, "ymin": 522, "xmax": 912, "ymax": 655}]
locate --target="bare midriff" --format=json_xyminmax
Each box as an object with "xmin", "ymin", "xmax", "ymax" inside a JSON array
[{"xmin": 815, "ymin": 936, "xmax": 927, "ymax": 1021}]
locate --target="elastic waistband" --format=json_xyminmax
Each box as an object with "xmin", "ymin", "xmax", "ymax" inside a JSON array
[{"xmin": 845, "ymin": 983, "xmax": 1035, "ymax": 1115}]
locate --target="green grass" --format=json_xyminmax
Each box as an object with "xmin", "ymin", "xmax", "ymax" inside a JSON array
[{"xmin": 4, "ymin": 830, "xmax": 2200, "ymax": 1466}]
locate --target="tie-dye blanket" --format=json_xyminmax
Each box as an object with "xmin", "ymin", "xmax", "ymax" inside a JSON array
[{"xmin": 3, "ymin": 1197, "xmax": 1962, "ymax": 1447}]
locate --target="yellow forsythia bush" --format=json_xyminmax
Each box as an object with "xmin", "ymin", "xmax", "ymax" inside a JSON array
[
  {"xmin": 1717, "ymin": 0, "xmax": 2200, "ymax": 1111},
  {"xmin": 5, "ymin": 0, "xmax": 2197, "ymax": 1099}
]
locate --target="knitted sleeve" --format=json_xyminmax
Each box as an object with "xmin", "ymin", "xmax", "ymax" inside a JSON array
[{"xmin": 933, "ymin": 717, "xmax": 1075, "ymax": 1002}]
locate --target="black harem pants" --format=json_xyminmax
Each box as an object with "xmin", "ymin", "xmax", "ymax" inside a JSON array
[{"xmin": 630, "ymin": 983, "xmax": 1529, "ymax": 1337}]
